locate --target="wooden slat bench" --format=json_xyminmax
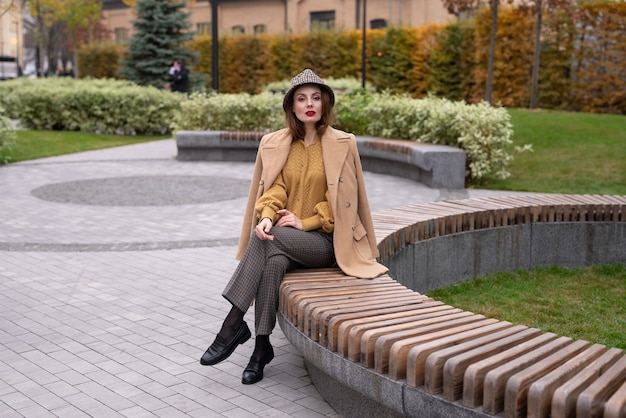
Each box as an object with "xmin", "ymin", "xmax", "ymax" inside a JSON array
[{"xmin": 277, "ymin": 194, "xmax": 626, "ymax": 418}]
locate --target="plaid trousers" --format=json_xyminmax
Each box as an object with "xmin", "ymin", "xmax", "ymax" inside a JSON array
[{"xmin": 222, "ymin": 226, "xmax": 335, "ymax": 335}]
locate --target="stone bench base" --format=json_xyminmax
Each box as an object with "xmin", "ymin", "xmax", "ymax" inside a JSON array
[
  {"xmin": 355, "ymin": 136, "xmax": 466, "ymax": 189},
  {"xmin": 176, "ymin": 130, "xmax": 264, "ymax": 163},
  {"xmin": 175, "ymin": 130, "xmax": 466, "ymax": 189}
]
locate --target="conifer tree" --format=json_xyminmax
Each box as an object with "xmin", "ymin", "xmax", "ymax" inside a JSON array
[{"xmin": 119, "ymin": 0, "xmax": 196, "ymax": 89}]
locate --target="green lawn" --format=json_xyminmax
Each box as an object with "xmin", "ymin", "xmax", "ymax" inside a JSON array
[
  {"xmin": 480, "ymin": 108, "xmax": 626, "ymax": 195},
  {"xmin": 427, "ymin": 264, "xmax": 626, "ymax": 350},
  {"xmin": 437, "ymin": 109, "xmax": 626, "ymax": 350},
  {"xmin": 5, "ymin": 130, "xmax": 170, "ymax": 163}
]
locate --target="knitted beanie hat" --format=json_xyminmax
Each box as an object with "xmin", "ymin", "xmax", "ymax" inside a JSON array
[{"xmin": 282, "ymin": 69, "xmax": 335, "ymax": 111}]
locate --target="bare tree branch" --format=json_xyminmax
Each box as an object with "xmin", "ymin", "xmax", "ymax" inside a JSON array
[{"xmin": 0, "ymin": 0, "xmax": 18, "ymax": 19}]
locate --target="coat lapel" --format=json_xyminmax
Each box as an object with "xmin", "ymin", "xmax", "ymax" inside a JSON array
[
  {"xmin": 258, "ymin": 130, "xmax": 292, "ymax": 192},
  {"xmin": 321, "ymin": 128, "xmax": 350, "ymax": 210}
]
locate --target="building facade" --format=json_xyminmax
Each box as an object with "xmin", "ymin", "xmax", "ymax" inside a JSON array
[
  {"xmin": 0, "ymin": 0, "xmax": 23, "ymax": 78},
  {"xmin": 101, "ymin": 0, "xmax": 453, "ymax": 43}
]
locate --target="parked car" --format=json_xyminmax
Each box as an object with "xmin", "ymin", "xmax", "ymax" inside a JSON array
[{"xmin": 0, "ymin": 56, "xmax": 19, "ymax": 79}]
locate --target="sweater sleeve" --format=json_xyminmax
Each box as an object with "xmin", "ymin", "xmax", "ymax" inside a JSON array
[
  {"xmin": 255, "ymin": 172, "xmax": 287, "ymax": 223},
  {"xmin": 300, "ymin": 189, "xmax": 334, "ymax": 233}
]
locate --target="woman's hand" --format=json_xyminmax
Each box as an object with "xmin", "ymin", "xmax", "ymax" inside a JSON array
[
  {"xmin": 255, "ymin": 217, "xmax": 274, "ymax": 240},
  {"xmin": 276, "ymin": 209, "xmax": 302, "ymax": 230}
]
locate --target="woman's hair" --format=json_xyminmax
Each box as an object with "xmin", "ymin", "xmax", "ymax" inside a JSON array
[{"xmin": 284, "ymin": 84, "xmax": 335, "ymax": 140}]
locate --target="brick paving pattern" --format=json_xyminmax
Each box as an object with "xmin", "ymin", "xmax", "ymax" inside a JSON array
[{"xmin": 0, "ymin": 139, "xmax": 513, "ymax": 417}]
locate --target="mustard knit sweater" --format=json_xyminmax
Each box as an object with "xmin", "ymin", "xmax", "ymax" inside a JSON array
[{"xmin": 255, "ymin": 139, "xmax": 334, "ymax": 233}]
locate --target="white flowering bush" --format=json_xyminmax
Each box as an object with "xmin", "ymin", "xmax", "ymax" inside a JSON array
[
  {"xmin": 171, "ymin": 92, "xmax": 283, "ymax": 132},
  {"xmin": 0, "ymin": 105, "xmax": 16, "ymax": 164},
  {"xmin": 0, "ymin": 78, "xmax": 184, "ymax": 135},
  {"xmin": 0, "ymin": 78, "xmax": 23, "ymax": 120},
  {"xmin": 358, "ymin": 93, "xmax": 531, "ymax": 182},
  {"xmin": 357, "ymin": 92, "xmax": 432, "ymax": 139}
]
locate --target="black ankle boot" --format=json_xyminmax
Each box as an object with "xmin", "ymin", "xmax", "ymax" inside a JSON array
[{"xmin": 241, "ymin": 344, "xmax": 274, "ymax": 384}]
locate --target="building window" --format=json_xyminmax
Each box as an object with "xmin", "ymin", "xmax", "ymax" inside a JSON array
[
  {"xmin": 370, "ymin": 19, "xmax": 387, "ymax": 29},
  {"xmin": 114, "ymin": 27, "xmax": 129, "ymax": 43},
  {"xmin": 197, "ymin": 22, "xmax": 211, "ymax": 36},
  {"xmin": 458, "ymin": 9, "xmax": 475, "ymax": 21},
  {"xmin": 253, "ymin": 24, "xmax": 266, "ymax": 34},
  {"xmin": 231, "ymin": 25, "xmax": 245, "ymax": 34},
  {"xmin": 310, "ymin": 11, "xmax": 335, "ymax": 31}
]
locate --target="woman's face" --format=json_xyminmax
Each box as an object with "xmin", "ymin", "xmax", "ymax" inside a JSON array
[{"xmin": 292, "ymin": 85, "xmax": 323, "ymax": 124}]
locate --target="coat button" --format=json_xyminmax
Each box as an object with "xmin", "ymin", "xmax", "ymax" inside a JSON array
[
  {"xmin": 345, "ymin": 202, "xmax": 351, "ymax": 207},
  {"xmin": 339, "ymin": 176, "xmax": 343, "ymax": 182},
  {"xmin": 259, "ymin": 180, "xmax": 264, "ymax": 185}
]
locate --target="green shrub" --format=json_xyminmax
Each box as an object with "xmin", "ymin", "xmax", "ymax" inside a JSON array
[
  {"xmin": 0, "ymin": 105, "xmax": 16, "ymax": 164},
  {"xmin": 0, "ymin": 78, "xmax": 26, "ymax": 119},
  {"xmin": 358, "ymin": 92, "xmax": 531, "ymax": 182},
  {"xmin": 334, "ymin": 89, "xmax": 375, "ymax": 134},
  {"xmin": 0, "ymin": 78, "xmax": 184, "ymax": 135},
  {"xmin": 171, "ymin": 91, "xmax": 283, "ymax": 132},
  {"xmin": 173, "ymin": 76, "xmax": 375, "ymax": 133}
]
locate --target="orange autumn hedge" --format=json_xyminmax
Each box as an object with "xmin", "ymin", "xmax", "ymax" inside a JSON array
[{"xmin": 79, "ymin": 3, "xmax": 626, "ymax": 114}]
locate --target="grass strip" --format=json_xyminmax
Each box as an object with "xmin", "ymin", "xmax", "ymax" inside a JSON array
[
  {"xmin": 480, "ymin": 109, "xmax": 626, "ymax": 195},
  {"xmin": 5, "ymin": 130, "xmax": 170, "ymax": 163},
  {"xmin": 427, "ymin": 264, "xmax": 626, "ymax": 350}
]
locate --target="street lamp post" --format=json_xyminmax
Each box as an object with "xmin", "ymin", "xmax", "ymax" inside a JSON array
[
  {"xmin": 1, "ymin": 18, "xmax": 4, "ymax": 79},
  {"xmin": 211, "ymin": 0, "xmax": 219, "ymax": 92},
  {"xmin": 14, "ymin": 20, "xmax": 19, "ymax": 76},
  {"xmin": 361, "ymin": 0, "xmax": 366, "ymax": 88}
]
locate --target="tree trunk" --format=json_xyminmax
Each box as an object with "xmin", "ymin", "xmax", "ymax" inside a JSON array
[
  {"xmin": 530, "ymin": 0, "xmax": 543, "ymax": 109},
  {"xmin": 36, "ymin": 13, "xmax": 47, "ymax": 77},
  {"xmin": 486, "ymin": 0, "xmax": 499, "ymax": 105}
]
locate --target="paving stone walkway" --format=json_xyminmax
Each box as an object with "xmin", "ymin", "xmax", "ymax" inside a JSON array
[{"xmin": 0, "ymin": 139, "xmax": 517, "ymax": 417}]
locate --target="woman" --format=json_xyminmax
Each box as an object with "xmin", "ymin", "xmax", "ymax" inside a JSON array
[{"xmin": 200, "ymin": 69, "xmax": 388, "ymax": 384}]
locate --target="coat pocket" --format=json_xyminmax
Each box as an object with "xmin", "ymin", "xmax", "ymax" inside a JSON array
[
  {"xmin": 353, "ymin": 221, "xmax": 374, "ymax": 261},
  {"xmin": 352, "ymin": 221, "xmax": 367, "ymax": 241}
]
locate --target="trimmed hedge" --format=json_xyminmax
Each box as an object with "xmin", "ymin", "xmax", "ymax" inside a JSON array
[
  {"xmin": 0, "ymin": 78, "xmax": 184, "ymax": 135},
  {"xmin": 79, "ymin": 3, "xmax": 625, "ymax": 114},
  {"xmin": 472, "ymin": 7, "xmax": 535, "ymax": 107},
  {"xmin": 77, "ymin": 42, "xmax": 124, "ymax": 79},
  {"xmin": 171, "ymin": 92, "xmax": 283, "ymax": 132},
  {"xmin": 571, "ymin": 3, "xmax": 626, "ymax": 114},
  {"xmin": 0, "ymin": 105, "xmax": 16, "ymax": 164}
]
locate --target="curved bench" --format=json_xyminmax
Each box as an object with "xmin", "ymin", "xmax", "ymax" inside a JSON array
[
  {"xmin": 175, "ymin": 130, "xmax": 466, "ymax": 189},
  {"xmin": 277, "ymin": 194, "xmax": 626, "ymax": 418}
]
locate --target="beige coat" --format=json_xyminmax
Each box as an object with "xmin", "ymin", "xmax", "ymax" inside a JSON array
[{"xmin": 236, "ymin": 127, "xmax": 388, "ymax": 279}]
